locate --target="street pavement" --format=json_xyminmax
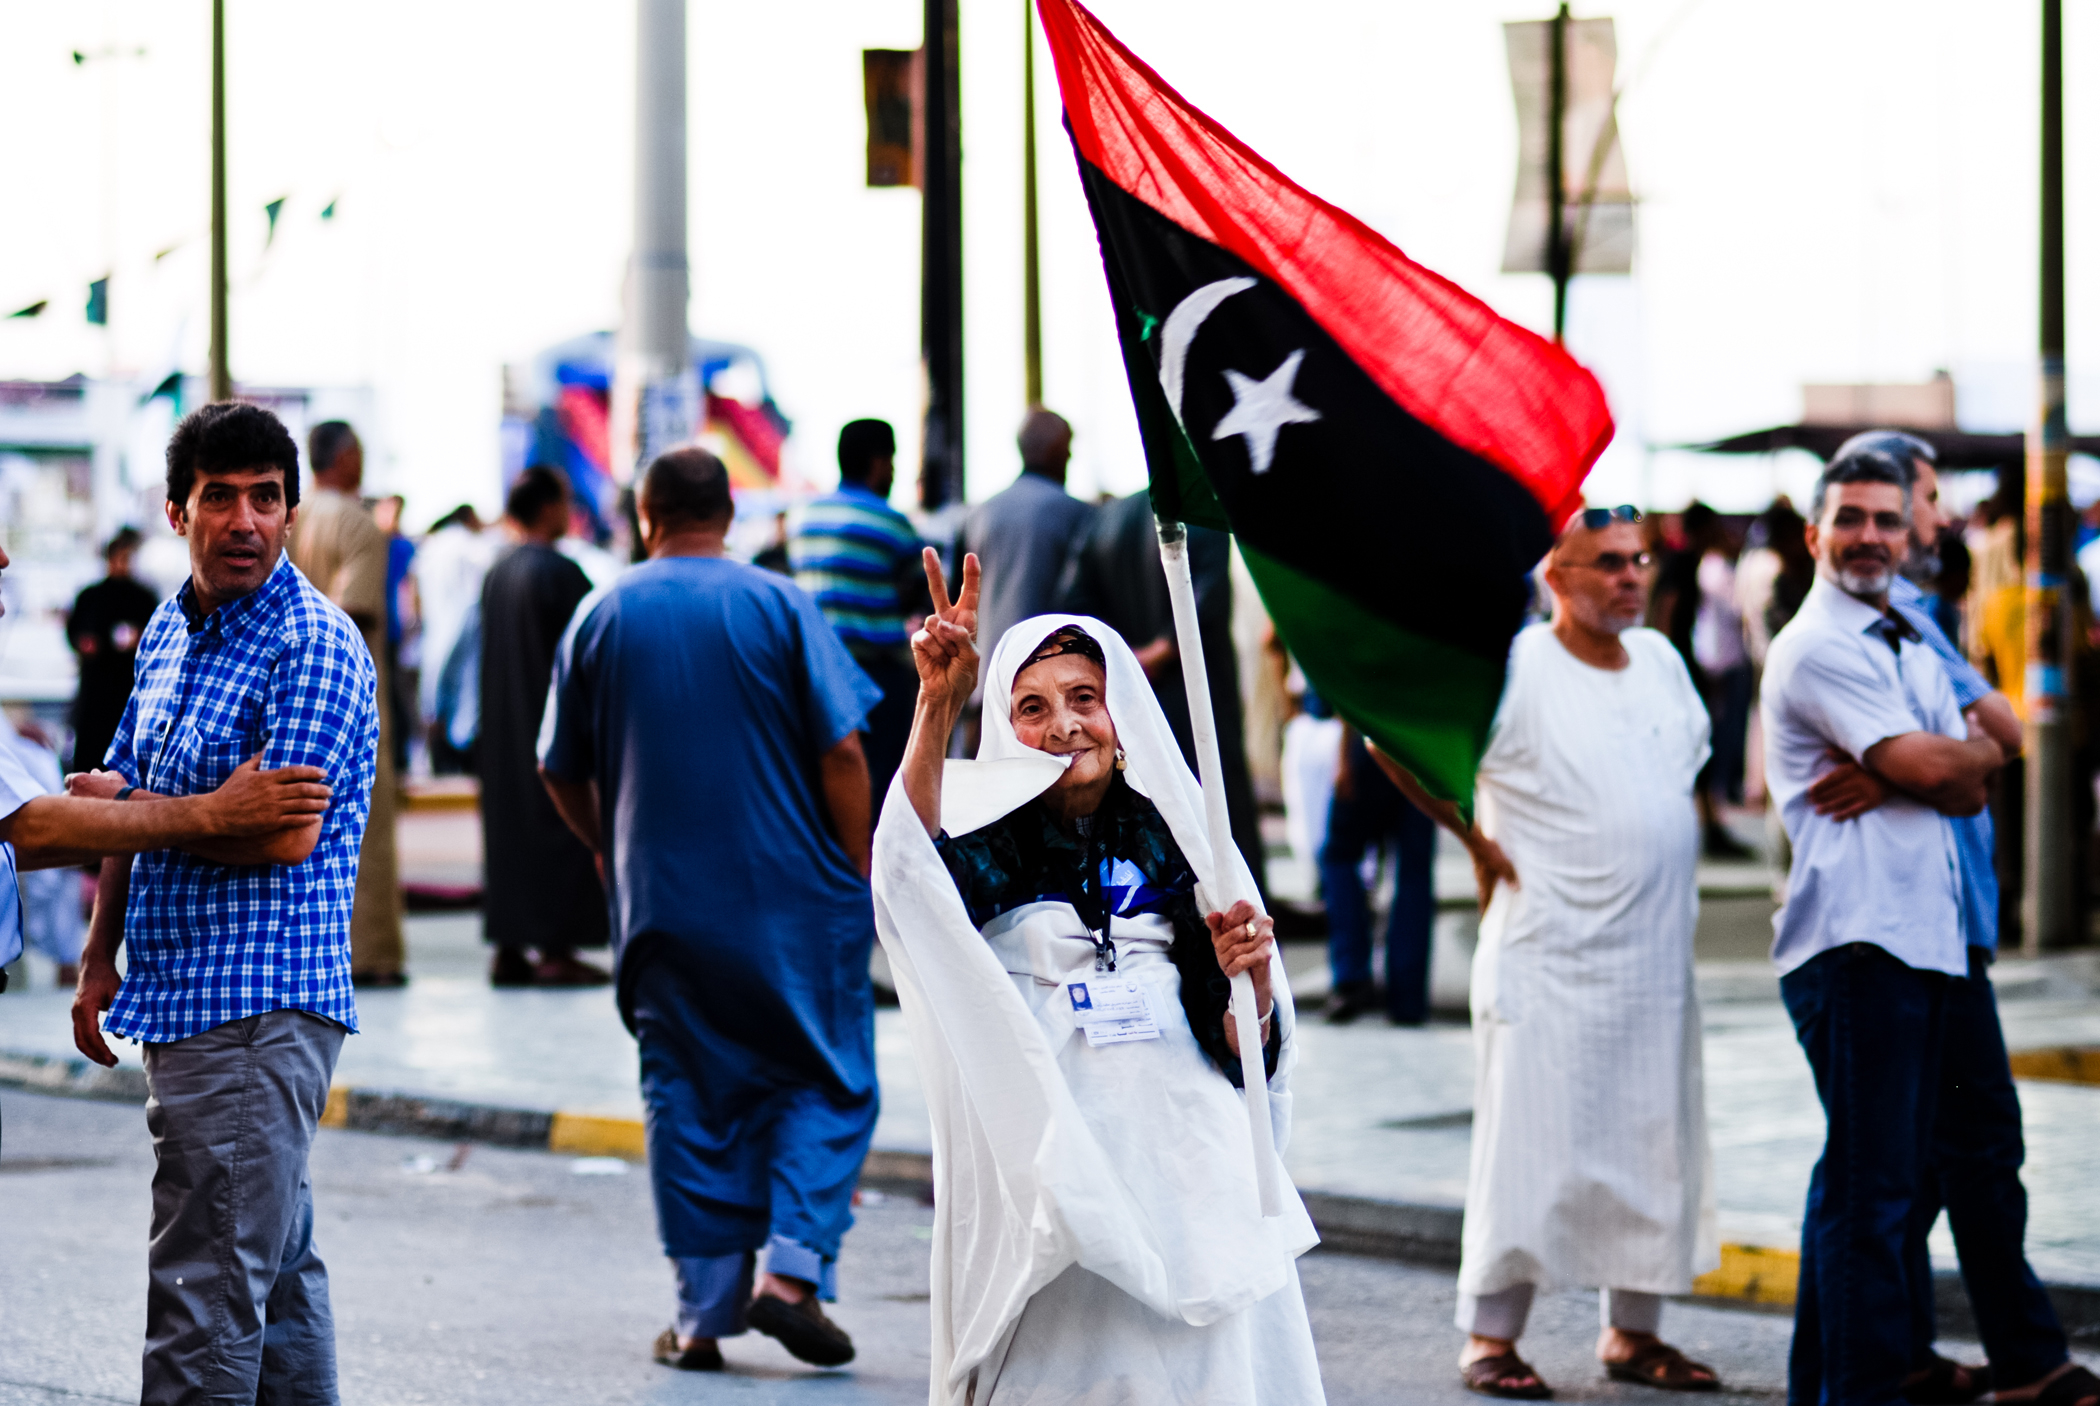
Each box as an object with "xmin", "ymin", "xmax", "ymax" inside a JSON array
[
  {"xmin": 1, "ymin": 1086, "xmax": 1838, "ymax": 1406},
  {"xmin": 7, "ymin": 901, "xmax": 2100, "ymax": 1287}
]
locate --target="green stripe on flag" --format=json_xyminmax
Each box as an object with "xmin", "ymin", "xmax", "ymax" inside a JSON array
[{"xmin": 1240, "ymin": 544, "xmax": 1504, "ymax": 811}]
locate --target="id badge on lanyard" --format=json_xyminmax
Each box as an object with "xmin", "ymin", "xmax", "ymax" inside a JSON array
[{"xmin": 1065, "ymin": 977, "xmax": 1161, "ymax": 1046}]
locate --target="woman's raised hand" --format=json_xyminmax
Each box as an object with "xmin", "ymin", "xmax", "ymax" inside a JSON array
[{"xmin": 912, "ymin": 548, "xmax": 980, "ymax": 708}]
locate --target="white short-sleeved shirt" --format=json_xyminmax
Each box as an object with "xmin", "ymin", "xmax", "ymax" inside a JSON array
[
  {"xmin": 0, "ymin": 735, "xmax": 47, "ymax": 971},
  {"xmin": 1761, "ymin": 575, "xmax": 1968, "ymax": 978}
]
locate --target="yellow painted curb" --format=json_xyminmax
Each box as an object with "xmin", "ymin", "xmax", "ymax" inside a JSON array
[
  {"xmin": 2007, "ymin": 1046, "xmax": 2100, "ymax": 1086},
  {"xmin": 402, "ymin": 778, "xmax": 480, "ymax": 814},
  {"xmin": 320, "ymin": 1084, "xmax": 350, "ymax": 1130},
  {"xmin": 1692, "ymin": 1242, "xmax": 1799, "ymax": 1307},
  {"xmin": 548, "ymin": 1111, "xmax": 646, "ymax": 1160}
]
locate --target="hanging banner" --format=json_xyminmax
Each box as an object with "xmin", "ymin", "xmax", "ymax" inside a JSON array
[{"xmin": 1500, "ymin": 16, "xmax": 1634, "ymax": 275}]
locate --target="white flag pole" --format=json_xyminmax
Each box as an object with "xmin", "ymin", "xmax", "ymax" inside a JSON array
[{"xmin": 1155, "ymin": 516, "xmax": 1283, "ymax": 1218}]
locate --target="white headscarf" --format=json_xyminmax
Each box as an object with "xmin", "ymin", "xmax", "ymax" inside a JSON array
[
  {"xmin": 940, "ymin": 614, "xmax": 1256, "ymax": 909},
  {"xmin": 872, "ymin": 614, "xmax": 1311, "ymax": 1406}
]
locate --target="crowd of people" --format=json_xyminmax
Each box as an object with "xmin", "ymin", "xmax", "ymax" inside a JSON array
[{"xmin": 4, "ymin": 399, "xmax": 2099, "ymax": 1406}]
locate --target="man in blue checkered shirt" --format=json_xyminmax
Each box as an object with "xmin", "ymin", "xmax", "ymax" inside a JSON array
[{"xmin": 69, "ymin": 401, "xmax": 379, "ymax": 1406}]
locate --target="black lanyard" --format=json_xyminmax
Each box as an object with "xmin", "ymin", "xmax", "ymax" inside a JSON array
[{"xmin": 1055, "ymin": 828, "xmax": 1117, "ymax": 973}]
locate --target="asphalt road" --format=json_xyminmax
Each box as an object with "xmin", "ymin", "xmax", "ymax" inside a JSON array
[{"xmin": 0, "ymin": 1087, "xmax": 1820, "ymax": 1406}]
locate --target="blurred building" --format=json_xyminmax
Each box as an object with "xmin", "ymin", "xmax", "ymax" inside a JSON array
[{"xmin": 0, "ymin": 375, "xmax": 371, "ymax": 728}]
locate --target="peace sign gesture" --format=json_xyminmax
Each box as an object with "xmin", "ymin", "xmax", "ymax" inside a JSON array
[{"xmin": 912, "ymin": 548, "xmax": 980, "ymax": 710}]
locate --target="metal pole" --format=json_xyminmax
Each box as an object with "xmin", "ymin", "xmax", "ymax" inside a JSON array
[
  {"xmin": 1547, "ymin": 2, "xmax": 1569, "ymax": 343},
  {"xmin": 1156, "ymin": 517, "xmax": 1283, "ymax": 1218},
  {"xmin": 920, "ymin": 0, "xmax": 965, "ymax": 510},
  {"xmin": 2024, "ymin": 0, "xmax": 2073, "ymax": 953},
  {"xmin": 207, "ymin": 0, "xmax": 229, "ymax": 402},
  {"xmin": 1022, "ymin": 0, "xmax": 1043, "ymax": 409},
  {"xmin": 629, "ymin": 0, "xmax": 694, "ymax": 477}
]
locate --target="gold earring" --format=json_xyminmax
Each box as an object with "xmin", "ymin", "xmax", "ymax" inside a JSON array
[{"xmin": 1114, "ymin": 748, "xmax": 1127, "ymax": 771}]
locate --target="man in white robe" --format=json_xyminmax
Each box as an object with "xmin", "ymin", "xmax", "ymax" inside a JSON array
[{"xmin": 1385, "ymin": 508, "xmax": 1720, "ymax": 1397}]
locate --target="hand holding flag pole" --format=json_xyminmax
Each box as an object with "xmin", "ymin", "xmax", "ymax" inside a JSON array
[{"xmin": 1156, "ymin": 517, "xmax": 1283, "ymax": 1218}]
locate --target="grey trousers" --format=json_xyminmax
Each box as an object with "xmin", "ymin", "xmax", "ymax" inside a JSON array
[{"xmin": 141, "ymin": 1009, "xmax": 346, "ymax": 1406}]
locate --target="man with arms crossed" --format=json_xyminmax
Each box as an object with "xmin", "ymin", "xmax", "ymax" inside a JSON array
[
  {"xmin": 1762, "ymin": 444, "xmax": 2008, "ymax": 1406},
  {"xmin": 1806, "ymin": 434, "xmax": 2096, "ymax": 1406},
  {"xmin": 1383, "ymin": 507, "xmax": 1719, "ymax": 1398},
  {"xmin": 69, "ymin": 401, "xmax": 380, "ymax": 1405},
  {"xmin": 0, "ymin": 540, "xmax": 328, "ymax": 1002}
]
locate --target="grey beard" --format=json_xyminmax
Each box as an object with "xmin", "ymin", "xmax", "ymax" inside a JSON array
[
  {"xmin": 1901, "ymin": 544, "xmax": 1941, "ymax": 587},
  {"xmin": 1588, "ymin": 607, "xmax": 1641, "ymax": 635},
  {"xmin": 1836, "ymin": 562, "xmax": 1895, "ymax": 597}
]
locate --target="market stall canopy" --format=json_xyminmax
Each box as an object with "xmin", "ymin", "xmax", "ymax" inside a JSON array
[{"xmin": 1682, "ymin": 423, "xmax": 2100, "ymax": 471}]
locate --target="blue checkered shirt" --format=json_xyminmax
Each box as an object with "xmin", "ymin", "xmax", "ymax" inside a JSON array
[{"xmin": 105, "ymin": 555, "xmax": 375, "ymax": 1043}]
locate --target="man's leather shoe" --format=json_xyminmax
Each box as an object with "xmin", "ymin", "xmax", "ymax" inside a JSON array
[
  {"xmin": 748, "ymin": 1293, "xmax": 855, "ymax": 1367},
  {"xmin": 652, "ymin": 1327, "xmax": 723, "ymax": 1371}
]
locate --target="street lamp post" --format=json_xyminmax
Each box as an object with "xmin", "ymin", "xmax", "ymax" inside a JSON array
[
  {"xmin": 208, "ymin": 0, "xmax": 229, "ymax": 402},
  {"xmin": 624, "ymin": 0, "xmax": 695, "ymax": 479},
  {"xmin": 2023, "ymin": 0, "xmax": 2074, "ymax": 953}
]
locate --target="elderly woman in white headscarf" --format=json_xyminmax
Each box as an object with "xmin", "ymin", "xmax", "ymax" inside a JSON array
[{"xmin": 872, "ymin": 550, "xmax": 1324, "ymax": 1406}]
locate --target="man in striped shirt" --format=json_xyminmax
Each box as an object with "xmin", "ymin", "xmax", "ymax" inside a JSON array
[{"xmin": 790, "ymin": 419, "xmax": 927, "ymax": 812}]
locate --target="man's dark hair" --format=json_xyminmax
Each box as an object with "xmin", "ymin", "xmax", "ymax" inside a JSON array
[
  {"xmin": 165, "ymin": 401, "xmax": 302, "ymax": 512},
  {"xmin": 428, "ymin": 503, "xmax": 482, "ymax": 533},
  {"xmin": 837, "ymin": 418, "xmax": 896, "ymax": 485},
  {"xmin": 1681, "ymin": 501, "xmax": 1717, "ymax": 542},
  {"xmin": 640, "ymin": 446, "xmax": 732, "ymax": 529},
  {"xmin": 506, "ymin": 465, "xmax": 569, "ymax": 526},
  {"xmin": 1813, "ymin": 430, "xmax": 1923, "ymax": 521},
  {"xmin": 1017, "ymin": 407, "xmax": 1072, "ymax": 471},
  {"xmin": 308, "ymin": 420, "xmax": 359, "ymax": 476},
  {"xmin": 104, "ymin": 526, "xmax": 144, "ymax": 559}
]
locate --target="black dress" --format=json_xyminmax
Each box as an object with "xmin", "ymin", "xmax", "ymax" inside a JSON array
[
  {"xmin": 935, "ymin": 772, "xmax": 1279, "ymax": 1086},
  {"xmin": 66, "ymin": 575, "xmax": 160, "ymax": 772},
  {"xmin": 478, "ymin": 543, "xmax": 607, "ymax": 952}
]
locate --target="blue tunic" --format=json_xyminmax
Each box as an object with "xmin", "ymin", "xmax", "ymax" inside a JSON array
[{"xmin": 540, "ymin": 556, "xmax": 884, "ymax": 1278}]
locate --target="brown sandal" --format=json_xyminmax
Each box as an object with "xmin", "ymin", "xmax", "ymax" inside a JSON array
[
  {"xmin": 1464, "ymin": 1350, "xmax": 1554, "ymax": 1399},
  {"xmin": 1605, "ymin": 1341, "xmax": 1721, "ymax": 1392}
]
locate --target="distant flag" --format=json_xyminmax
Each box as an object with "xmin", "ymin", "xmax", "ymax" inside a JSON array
[
  {"xmin": 8, "ymin": 300, "xmax": 47, "ymax": 319},
  {"xmin": 1037, "ymin": 0, "xmax": 1613, "ymax": 806},
  {"xmin": 264, "ymin": 197, "xmax": 288, "ymax": 247},
  {"xmin": 86, "ymin": 277, "xmax": 109, "ymax": 326},
  {"xmin": 320, "ymin": 196, "xmax": 339, "ymax": 221}
]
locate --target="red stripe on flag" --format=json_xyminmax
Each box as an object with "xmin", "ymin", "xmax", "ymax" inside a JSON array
[{"xmin": 1037, "ymin": 0, "xmax": 1612, "ymax": 525}]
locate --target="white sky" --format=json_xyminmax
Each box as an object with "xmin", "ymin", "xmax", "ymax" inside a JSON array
[{"xmin": 0, "ymin": 0, "xmax": 2095, "ymax": 526}]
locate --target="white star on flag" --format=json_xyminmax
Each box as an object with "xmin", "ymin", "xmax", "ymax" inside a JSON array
[{"xmin": 1211, "ymin": 349, "xmax": 1320, "ymax": 474}]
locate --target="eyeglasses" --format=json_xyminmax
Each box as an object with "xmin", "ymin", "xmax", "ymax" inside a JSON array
[
  {"xmin": 1566, "ymin": 551, "xmax": 1654, "ymax": 574},
  {"xmin": 1579, "ymin": 504, "xmax": 1644, "ymax": 529}
]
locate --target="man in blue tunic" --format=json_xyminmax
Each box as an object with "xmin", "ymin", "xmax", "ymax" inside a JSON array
[{"xmin": 540, "ymin": 446, "xmax": 882, "ymax": 1373}]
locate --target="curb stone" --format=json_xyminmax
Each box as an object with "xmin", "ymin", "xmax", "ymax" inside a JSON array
[{"xmin": 8, "ymin": 1054, "xmax": 2097, "ymax": 1342}]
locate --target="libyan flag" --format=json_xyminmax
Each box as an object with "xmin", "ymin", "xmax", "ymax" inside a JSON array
[{"xmin": 1038, "ymin": 0, "xmax": 1614, "ymax": 808}]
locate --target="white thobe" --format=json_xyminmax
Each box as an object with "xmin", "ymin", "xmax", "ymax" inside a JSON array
[{"xmin": 1457, "ymin": 624, "xmax": 1719, "ymax": 1299}]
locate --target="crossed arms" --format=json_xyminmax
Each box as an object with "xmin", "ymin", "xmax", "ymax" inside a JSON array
[
  {"xmin": 1, "ymin": 758, "xmax": 333, "ymax": 870},
  {"xmin": 1810, "ymin": 693, "xmax": 2017, "ymax": 821},
  {"xmin": 1355, "ymin": 689, "xmax": 2017, "ymax": 913}
]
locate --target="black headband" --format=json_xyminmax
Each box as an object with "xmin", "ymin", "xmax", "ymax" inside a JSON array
[{"xmin": 1023, "ymin": 625, "xmax": 1106, "ymax": 671}]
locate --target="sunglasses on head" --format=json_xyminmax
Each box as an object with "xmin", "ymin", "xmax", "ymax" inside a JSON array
[{"xmin": 1579, "ymin": 504, "xmax": 1644, "ymax": 529}]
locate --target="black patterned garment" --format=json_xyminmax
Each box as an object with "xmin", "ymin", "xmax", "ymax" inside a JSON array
[{"xmin": 935, "ymin": 772, "xmax": 1279, "ymax": 1086}]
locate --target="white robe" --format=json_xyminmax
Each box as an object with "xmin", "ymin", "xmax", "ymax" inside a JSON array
[
  {"xmin": 1458, "ymin": 624, "xmax": 1719, "ymax": 1299},
  {"xmin": 873, "ymin": 614, "xmax": 1324, "ymax": 1406}
]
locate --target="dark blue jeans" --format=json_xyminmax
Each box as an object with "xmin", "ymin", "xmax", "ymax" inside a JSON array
[
  {"xmin": 1781, "ymin": 943, "xmax": 1949, "ymax": 1406},
  {"xmin": 1906, "ymin": 946, "xmax": 2067, "ymax": 1388},
  {"xmin": 1320, "ymin": 755, "xmax": 1435, "ymax": 1024}
]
